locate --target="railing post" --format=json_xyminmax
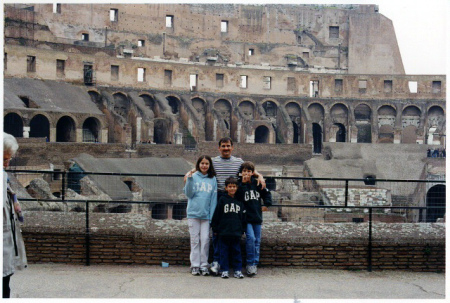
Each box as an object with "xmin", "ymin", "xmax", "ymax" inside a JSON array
[
  {"xmin": 368, "ymin": 207, "xmax": 373, "ymax": 272},
  {"xmin": 85, "ymin": 201, "xmax": 90, "ymax": 266},
  {"xmin": 61, "ymin": 171, "xmax": 66, "ymax": 202},
  {"xmin": 344, "ymin": 180, "xmax": 349, "ymax": 208}
]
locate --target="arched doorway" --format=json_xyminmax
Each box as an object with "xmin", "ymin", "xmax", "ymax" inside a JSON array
[
  {"xmin": 154, "ymin": 119, "xmax": 170, "ymax": 144},
  {"xmin": 56, "ymin": 116, "xmax": 76, "ymax": 142},
  {"xmin": 426, "ymin": 185, "xmax": 446, "ymax": 222},
  {"xmin": 82, "ymin": 117, "xmax": 100, "ymax": 142},
  {"xmin": 312, "ymin": 123, "xmax": 322, "ymax": 153},
  {"xmin": 214, "ymin": 99, "xmax": 232, "ymax": 138},
  {"xmin": 354, "ymin": 104, "xmax": 372, "ymax": 143},
  {"xmin": 30, "ymin": 114, "xmax": 50, "ymax": 139},
  {"xmin": 334, "ymin": 123, "xmax": 346, "ymax": 142},
  {"xmin": 4, "ymin": 113, "xmax": 23, "ymax": 138},
  {"xmin": 255, "ymin": 125, "xmax": 270, "ymax": 143},
  {"xmin": 286, "ymin": 102, "xmax": 302, "ymax": 143}
]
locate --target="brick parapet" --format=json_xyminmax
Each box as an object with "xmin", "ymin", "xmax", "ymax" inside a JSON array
[{"xmin": 20, "ymin": 212, "xmax": 445, "ymax": 271}]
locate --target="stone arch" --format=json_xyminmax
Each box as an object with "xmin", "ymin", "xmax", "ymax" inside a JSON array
[
  {"xmin": 354, "ymin": 103, "xmax": 372, "ymax": 143},
  {"xmin": 402, "ymin": 105, "xmax": 421, "ymax": 127},
  {"xmin": 330, "ymin": 103, "xmax": 349, "ymax": 124},
  {"xmin": 192, "ymin": 97, "xmax": 207, "ymax": 116},
  {"xmin": 425, "ymin": 184, "xmax": 445, "ymax": 222},
  {"xmin": 112, "ymin": 92, "xmax": 130, "ymax": 117},
  {"xmin": 308, "ymin": 103, "xmax": 325, "ymax": 123},
  {"xmin": 285, "ymin": 102, "xmax": 302, "ymax": 143},
  {"xmin": 82, "ymin": 117, "xmax": 101, "ymax": 142},
  {"xmin": 166, "ymin": 95, "xmax": 181, "ymax": 115},
  {"xmin": 377, "ymin": 105, "xmax": 396, "ymax": 143},
  {"xmin": 238, "ymin": 100, "xmax": 255, "ymax": 119},
  {"xmin": 262, "ymin": 100, "xmax": 278, "ymax": 118},
  {"xmin": 214, "ymin": 99, "xmax": 232, "ymax": 137},
  {"xmin": 140, "ymin": 93, "xmax": 159, "ymax": 117},
  {"xmin": 56, "ymin": 116, "xmax": 76, "ymax": 142},
  {"xmin": 29, "ymin": 114, "xmax": 50, "ymax": 139},
  {"xmin": 255, "ymin": 125, "xmax": 270, "ymax": 143},
  {"xmin": 4, "ymin": 112, "xmax": 23, "ymax": 138},
  {"xmin": 88, "ymin": 90, "xmax": 102, "ymax": 106}
]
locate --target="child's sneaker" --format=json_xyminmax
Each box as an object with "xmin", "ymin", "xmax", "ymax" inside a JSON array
[
  {"xmin": 234, "ymin": 270, "xmax": 244, "ymax": 279},
  {"xmin": 210, "ymin": 261, "xmax": 220, "ymax": 276},
  {"xmin": 221, "ymin": 271, "xmax": 229, "ymax": 279},
  {"xmin": 200, "ymin": 267, "xmax": 210, "ymax": 276},
  {"xmin": 191, "ymin": 267, "xmax": 200, "ymax": 276},
  {"xmin": 246, "ymin": 265, "xmax": 256, "ymax": 276}
]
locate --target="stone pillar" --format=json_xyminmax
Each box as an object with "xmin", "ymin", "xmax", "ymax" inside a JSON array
[
  {"xmin": 76, "ymin": 128, "xmax": 83, "ymax": 142},
  {"xmin": 50, "ymin": 128, "xmax": 57, "ymax": 142},
  {"xmin": 167, "ymin": 204, "xmax": 173, "ymax": 220}
]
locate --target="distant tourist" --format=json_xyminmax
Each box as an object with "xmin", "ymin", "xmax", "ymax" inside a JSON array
[
  {"xmin": 183, "ymin": 155, "xmax": 217, "ymax": 276},
  {"xmin": 442, "ymin": 149, "xmax": 446, "ymax": 158},
  {"xmin": 237, "ymin": 161, "xmax": 272, "ymax": 277},
  {"xmin": 427, "ymin": 148, "xmax": 431, "ymax": 157},
  {"xmin": 3, "ymin": 133, "xmax": 27, "ymax": 298},
  {"xmin": 184, "ymin": 137, "xmax": 266, "ymax": 276},
  {"xmin": 211, "ymin": 177, "xmax": 246, "ymax": 279}
]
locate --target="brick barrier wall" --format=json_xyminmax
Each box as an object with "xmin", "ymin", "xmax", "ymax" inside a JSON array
[{"xmin": 20, "ymin": 212, "xmax": 445, "ymax": 272}]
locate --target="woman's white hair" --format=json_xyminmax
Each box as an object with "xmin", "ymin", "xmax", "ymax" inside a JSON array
[{"xmin": 4, "ymin": 132, "xmax": 19, "ymax": 156}]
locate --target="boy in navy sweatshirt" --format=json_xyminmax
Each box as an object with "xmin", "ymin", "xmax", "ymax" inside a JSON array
[
  {"xmin": 211, "ymin": 177, "xmax": 246, "ymax": 279},
  {"xmin": 237, "ymin": 161, "xmax": 272, "ymax": 277}
]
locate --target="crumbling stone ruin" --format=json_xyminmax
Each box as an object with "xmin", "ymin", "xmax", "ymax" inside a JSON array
[
  {"xmin": 3, "ymin": 4, "xmax": 446, "ymax": 224},
  {"xmin": 4, "ymin": 4, "xmax": 445, "ymax": 150}
]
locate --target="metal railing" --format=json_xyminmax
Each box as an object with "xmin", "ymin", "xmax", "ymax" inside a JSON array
[{"xmin": 6, "ymin": 169, "xmax": 446, "ymax": 271}]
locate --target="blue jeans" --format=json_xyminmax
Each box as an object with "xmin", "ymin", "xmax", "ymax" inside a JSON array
[
  {"xmin": 245, "ymin": 223, "xmax": 262, "ymax": 266},
  {"xmin": 218, "ymin": 236, "xmax": 242, "ymax": 272}
]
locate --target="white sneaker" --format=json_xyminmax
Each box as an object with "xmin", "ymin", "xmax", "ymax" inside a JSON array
[
  {"xmin": 246, "ymin": 265, "xmax": 257, "ymax": 276},
  {"xmin": 210, "ymin": 261, "xmax": 220, "ymax": 275},
  {"xmin": 221, "ymin": 271, "xmax": 229, "ymax": 279},
  {"xmin": 200, "ymin": 268, "xmax": 210, "ymax": 276},
  {"xmin": 191, "ymin": 267, "xmax": 200, "ymax": 276},
  {"xmin": 234, "ymin": 270, "xmax": 244, "ymax": 279}
]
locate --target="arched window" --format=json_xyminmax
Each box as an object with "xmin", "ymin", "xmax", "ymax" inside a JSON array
[
  {"xmin": 4, "ymin": 113, "xmax": 23, "ymax": 138},
  {"xmin": 30, "ymin": 114, "xmax": 50, "ymax": 139}
]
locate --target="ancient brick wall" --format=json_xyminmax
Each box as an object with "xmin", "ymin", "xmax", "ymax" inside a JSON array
[{"xmin": 20, "ymin": 212, "xmax": 445, "ymax": 271}]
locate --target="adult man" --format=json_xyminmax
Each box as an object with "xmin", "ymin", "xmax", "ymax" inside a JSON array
[{"xmin": 185, "ymin": 137, "xmax": 265, "ymax": 275}]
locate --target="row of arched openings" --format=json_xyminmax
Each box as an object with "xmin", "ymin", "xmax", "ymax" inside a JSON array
[{"xmin": 4, "ymin": 113, "xmax": 101, "ymax": 142}]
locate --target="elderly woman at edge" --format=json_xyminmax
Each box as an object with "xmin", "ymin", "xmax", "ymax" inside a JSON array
[{"xmin": 3, "ymin": 133, "xmax": 27, "ymax": 298}]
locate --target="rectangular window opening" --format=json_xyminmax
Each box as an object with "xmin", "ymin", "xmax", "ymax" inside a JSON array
[
  {"xmin": 56, "ymin": 59, "xmax": 65, "ymax": 77},
  {"xmin": 110, "ymin": 9, "xmax": 118, "ymax": 22},
  {"xmin": 263, "ymin": 76, "xmax": 271, "ymax": 90},
  {"xmin": 335, "ymin": 79, "xmax": 343, "ymax": 93},
  {"xmin": 408, "ymin": 81, "xmax": 418, "ymax": 93},
  {"xmin": 216, "ymin": 73, "xmax": 224, "ymax": 88},
  {"xmin": 221, "ymin": 20, "xmax": 228, "ymax": 33},
  {"xmin": 359, "ymin": 80, "xmax": 367, "ymax": 93},
  {"xmin": 432, "ymin": 81, "xmax": 441, "ymax": 94},
  {"xmin": 166, "ymin": 15, "xmax": 174, "ymax": 28},
  {"xmin": 190, "ymin": 74, "xmax": 198, "ymax": 91},
  {"xmin": 111, "ymin": 65, "xmax": 119, "ymax": 81},
  {"xmin": 53, "ymin": 3, "xmax": 61, "ymax": 14},
  {"xmin": 240, "ymin": 75, "xmax": 248, "ymax": 89},
  {"xmin": 138, "ymin": 40, "xmax": 145, "ymax": 47},
  {"xmin": 302, "ymin": 52, "xmax": 309, "ymax": 58},
  {"xmin": 164, "ymin": 70, "xmax": 172, "ymax": 86},
  {"xmin": 310, "ymin": 80, "xmax": 319, "ymax": 97},
  {"xmin": 384, "ymin": 80, "xmax": 393, "ymax": 93},
  {"xmin": 27, "ymin": 55, "xmax": 36, "ymax": 73},
  {"xmin": 248, "ymin": 49, "xmax": 254, "ymax": 56},
  {"xmin": 329, "ymin": 26, "xmax": 339, "ymax": 39},
  {"xmin": 81, "ymin": 33, "xmax": 89, "ymax": 41},
  {"xmin": 137, "ymin": 67, "xmax": 146, "ymax": 82}
]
